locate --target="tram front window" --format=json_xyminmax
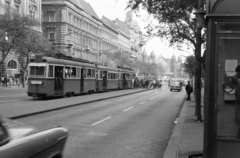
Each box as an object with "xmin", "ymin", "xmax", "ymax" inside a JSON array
[{"xmin": 30, "ymin": 66, "xmax": 46, "ymax": 76}]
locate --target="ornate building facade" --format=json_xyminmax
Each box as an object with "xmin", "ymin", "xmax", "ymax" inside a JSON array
[
  {"xmin": 113, "ymin": 18, "xmax": 131, "ymax": 54},
  {"xmin": 101, "ymin": 16, "xmax": 118, "ymax": 66},
  {"xmin": 42, "ymin": 0, "xmax": 103, "ymax": 63}
]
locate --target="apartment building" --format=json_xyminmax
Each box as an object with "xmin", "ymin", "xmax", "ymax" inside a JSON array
[{"xmin": 42, "ymin": 0, "xmax": 103, "ymax": 63}]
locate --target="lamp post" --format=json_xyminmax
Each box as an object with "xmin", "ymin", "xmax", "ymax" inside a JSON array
[{"xmin": 194, "ymin": 10, "xmax": 206, "ymax": 122}]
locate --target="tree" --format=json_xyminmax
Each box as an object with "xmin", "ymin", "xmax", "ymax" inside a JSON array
[
  {"xmin": 132, "ymin": 60, "xmax": 163, "ymax": 77},
  {"xmin": 0, "ymin": 6, "xmax": 40, "ymax": 75},
  {"xmin": 183, "ymin": 55, "xmax": 195, "ymax": 78},
  {"xmin": 108, "ymin": 51, "xmax": 132, "ymax": 67},
  {"xmin": 127, "ymin": 0, "xmax": 205, "ymax": 121},
  {"xmin": 127, "ymin": 0, "xmax": 205, "ymax": 54},
  {"xmin": 14, "ymin": 31, "xmax": 52, "ymax": 88}
]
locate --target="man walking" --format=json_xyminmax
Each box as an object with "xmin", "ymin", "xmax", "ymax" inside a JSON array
[{"xmin": 185, "ymin": 81, "xmax": 193, "ymax": 101}]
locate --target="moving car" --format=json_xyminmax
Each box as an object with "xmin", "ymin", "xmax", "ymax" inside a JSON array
[{"xmin": 0, "ymin": 116, "xmax": 68, "ymax": 158}]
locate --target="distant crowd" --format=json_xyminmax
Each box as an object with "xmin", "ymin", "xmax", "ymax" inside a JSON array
[
  {"xmin": 1, "ymin": 74, "xmax": 26, "ymax": 87},
  {"xmin": 132, "ymin": 77, "xmax": 163, "ymax": 89}
]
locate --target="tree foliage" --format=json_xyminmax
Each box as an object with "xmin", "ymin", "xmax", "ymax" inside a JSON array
[
  {"xmin": 108, "ymin": 51, "xmax": 132, "ymax": 67},
  {"xmin": 183, "ymin": 55, "xmax": 195, "ymax": 78},
  {"xmin": 109, "ymin": 50, "xmax": 164, "ymax": 77},
  {"xmin": 15, "ymin": 31, "xmax": 52, "ymax": 73},
  {"xmin": 0, "ymin": 5, "xmax": 53, "ymax": 87},
  {"xmin": 127, "ymin": 0, "xmax": 206, "ymax": 58},
  {"xmin": 0, "ymin": 6, "xmax": 40, "ymax": 67}
]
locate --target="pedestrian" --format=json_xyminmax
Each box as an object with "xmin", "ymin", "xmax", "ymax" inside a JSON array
[
  {"xmin": 145, "ymin": 79, "xmax": 149, "ymax": 89},
  {"xmin": 16, "ymin": 77, "xmax": 20, "ymax": 86},
  {"xmin": 9, "ymin": 76, "xmax": 12, "ymax": 87},
  {"xmin": 4, "ymin": 74, "xmax": 8, "ymax": 87},
  {"xmin": 1, "ymin": 75, "xmax": 4, "ymax": 86},
  {"xmin": 185, "ymin": 81, "xmax": 193, "ymax": 101}
]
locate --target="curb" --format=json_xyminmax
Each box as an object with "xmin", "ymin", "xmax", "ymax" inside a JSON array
[{"xmin": 163, "ymin": 95, "xmax": 189, "ymax": 158}]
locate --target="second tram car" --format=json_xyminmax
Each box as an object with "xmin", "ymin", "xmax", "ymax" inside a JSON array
[{"xmin": 27, "ymin": 55, "xmax": 135, "ymax": 98}]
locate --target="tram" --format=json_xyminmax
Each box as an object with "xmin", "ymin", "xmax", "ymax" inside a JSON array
[{"xmin": 27, "ymin": 55, "xmax": 135, "ymax": 98}]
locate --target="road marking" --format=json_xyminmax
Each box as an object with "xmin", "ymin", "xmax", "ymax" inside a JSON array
[
  {"xmin": 140, "ymin": 101, "xmax": 146, "ymax": 104},
  {"xmin": 92, "ymin": 116, "xmax": 111, "ymax": 126},
  {"xmin": 150, "ymin": 91, "xmax": 168, "ymax": 100},
  {"xmin": 123, "ymin": 107, "xmax": 133, "ymax": 112},
  {"xmin": 88, "ymin": 132, "xmax": 108, "ymax": 136}
]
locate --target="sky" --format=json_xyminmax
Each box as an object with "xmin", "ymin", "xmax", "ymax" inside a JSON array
[{"xmin": 85, "ymin": 0, "xmax": 193, "ymax": 60}]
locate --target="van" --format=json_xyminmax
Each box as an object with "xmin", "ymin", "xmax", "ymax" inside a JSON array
[{"xmin": 169, "ymin": 80, "xmax": 182, "ymax": 92}]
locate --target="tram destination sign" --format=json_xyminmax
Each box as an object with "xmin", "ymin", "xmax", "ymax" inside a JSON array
[{"xmin": 31, "ymin": 80, "xmax": 42, "ymax": 85}]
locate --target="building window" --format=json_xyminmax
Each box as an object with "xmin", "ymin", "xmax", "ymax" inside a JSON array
[
  {"xmin": 29, "ymin": 10, "xmax": 36, "ymax": 19},
  {"xmin": 48, "ymin": 12, "xmax": 55, "ymax": 22},
  {"xmin": 7, "ymin": 60, "xmax": 17, "ymax": 69},
  {"xmin": 68, "ymin": 13, "xmax": 72, "ymax": 24},
  {"xmin": 48, "ymin": 31, "xmax": 55, "ymax": 40},
  {"xmin": 15, "ymin": 5, "xmax": 19, "ymax": 11},
  {"xmin": 5, "ymin": 0, "xmax": 10, "ymax": 7}
]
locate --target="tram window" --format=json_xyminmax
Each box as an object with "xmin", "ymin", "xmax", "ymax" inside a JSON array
[
  {"xmin": 48, "ymin": 65, "xmax": 53, "ymax": 77},
  {"xmin": 71, "ymin": 67, "xmax": 76, "ymax": 78},
  {"xmin": 65, "ymin": 67, "xmax": 71, "ymax": 78},
  {"xmin": 30, "ymin": 66, "xmax": 46, "ymax": 76},
  {"xmin": 92, "ymin": 70, "xmax": 95, "ymax": 78},
  {"xmin": 83, "ymin": 69, "xmax": 86, "ymax": 78},
  {"xmin": 96, "ymin": 71, "xmax": 99, "ymax": 79},
  {"xmin": 87, "ymin": 69, "xmax": 91, "ymax": 78},
  {"xmin": 77, "ymin": 68, "xmax": 80, "ymax": 78},
  {"xmin": 100, "ymin": 71, "xmax": 103, "ymax": 79},
  {"xmin": 108, "ymin": 73, "xmax": 111, "ymax": 80},
  {"xmin": 126, "ymin": 74, "xmax": 129, "ymax": 80}
]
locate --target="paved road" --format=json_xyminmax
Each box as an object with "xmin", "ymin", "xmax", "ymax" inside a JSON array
[{"xmin": 17, "ymin": 87, "xmax": 185, "ymax": 158}]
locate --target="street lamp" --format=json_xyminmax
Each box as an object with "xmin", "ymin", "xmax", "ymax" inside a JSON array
[
  {"xmin": 194, "ymin": 11, "xmax": 206, "ymax": 30},
  {"xmin": 81, "ymin": 46, "xmax": 91, "ymax": 60}
]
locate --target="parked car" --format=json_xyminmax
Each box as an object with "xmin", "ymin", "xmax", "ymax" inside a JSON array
[{"xmin": 0, "ymin": 116, "xmax": 68, "ymax": 158}]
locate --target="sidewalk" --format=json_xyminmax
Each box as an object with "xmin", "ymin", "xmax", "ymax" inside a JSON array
[
  {"xmin": 0, "ymin": 84, "xmax": 27, "ymax": 90},
  {"xmin": 163, "ymin": 90, "xmax": 204, "ymax": 158}
]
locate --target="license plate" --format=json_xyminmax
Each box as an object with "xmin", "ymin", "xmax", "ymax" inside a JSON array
[{"xmin": 31, "ymin": 80, "xmax": 42, "ymax": 85}]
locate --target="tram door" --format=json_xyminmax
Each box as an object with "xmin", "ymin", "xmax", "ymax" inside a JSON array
[
  {"xmin": 80, "ymin": 68, "xmax": 85, "ymax": 93},
  {"xmin": 123, "ymin": 73, "xmax": 126, "ymax": 89},
  {"xmin": 103, "ymin": 71, "xmax": 107, "ymax": 90},
  {"xmin": 54, "ymin": 66, "xmax": 64, "ymax": 95},
  {"xmin": 96, "ymin": 70, "xmax": 99, "ymax": 92}
]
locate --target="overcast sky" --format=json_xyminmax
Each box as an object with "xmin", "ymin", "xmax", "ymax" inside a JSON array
[{"xmin": 85, "ymin": 0, "xmax": 192, "ymax": 60}]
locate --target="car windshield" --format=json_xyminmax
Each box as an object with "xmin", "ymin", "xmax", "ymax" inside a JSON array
[{"xmin": 30, "ymin": 66, "xmax": 46, "ymax": 76}]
